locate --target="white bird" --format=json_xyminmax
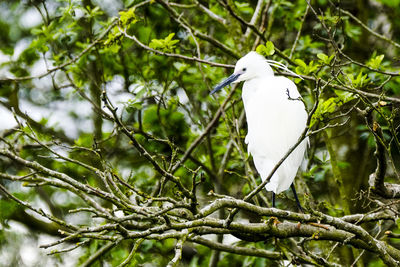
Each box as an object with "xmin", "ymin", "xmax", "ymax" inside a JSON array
[{"xmin": 211, "ymin": 51, "xmax": 308, "ymax": 211}]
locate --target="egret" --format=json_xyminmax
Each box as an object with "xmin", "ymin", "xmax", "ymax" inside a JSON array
[{"xmin": 211, "ymin": 52, "xmax": 308, "ymax": 211}]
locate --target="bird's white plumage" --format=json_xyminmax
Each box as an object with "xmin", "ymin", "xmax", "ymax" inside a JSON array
[{"xmin": 234, "ymin": 52, "xmax": 308, "ymax": 194}]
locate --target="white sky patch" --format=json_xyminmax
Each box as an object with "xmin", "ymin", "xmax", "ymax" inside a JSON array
[
  {"xmin": 31, "ymin": 56, "xmax": 54, "ymax": 76},
  {"xmin": 24, "ymin": 195, "xmax": 53, "ymax": 224},
  {"xmin": 19, "ymin": 99, "xmax": 50, "ymax": 122},
  {"xmin": 48, "ymin": 99, "xmax": 93, "ymax": 138},
  {"xmin": 51, "ymin": 191, "xmax": 70, "ymax": 206},
  {"xmin": 102, "ymin": 120, "xmax": 114, "ymax": 134},
  {"xmin": 20, "ymin": 241, "xmax": 40, "ymax": 266},
  {"xmin": 51, "ymin": 190, "xmax": 80, "ymax": 207},
  {"xmin": 119, "ymin": 167, "xmax": 133, "ymax": 181},
  {"xmin": 73, "ymin": 7, "xmax": 85, "ymax": 19},
  {"xmin": 0, "ymin": 51, "xmax": 12, "ymax": 78},
  {"xmin": 8, "ymin": 181, "xmax": 33, "ymax": 194},
  {"xmin": 106, "ymin": 75, "xmax": 124, "ymax": 94},
  {"xmin": 19, "ymin": 7, "xmax": 43, "ymax": 29},
  {"xmin": 2, "ymin": 222, "xmax": 81, "ymax": 267},
  {"xmin": 0, "ymin": 38, "xmax": 30, "ymax": 78},
  {"xmin": 7, "ymin": 220, "xmax": 30, "ymax": 235},
  {"xmin": 222, "ymin": 234, "xmax": 241, "ymax": 245},
  {"xmin": 92, "ymin": 216, "xmax": 106, "ymax": 227},
  {"xmin": 39, "ymin": 234, "xmax": 83, "ymax": 267},
  {"xmin": 18, "ymin": 89, "xmax": 94, "ymax": 139},
  {"xmin": 0, "ymin": 51, "xmax": 10, "ymax": 64},
  {"xmin": 201, "ymin": 234, "xmax": 217, "ymax": 242},
  {"xmin": 1, "ymin": 64, "xmax": 137, "ymax": 141},
  {"xmin": 106, "ymin": 75, "xmax": 133, "ymax": 117},
  {"xmin": 0, "ymin": 105, "xmax": 17, "ymax": 131},
  {"xmin": 12, "ymin": 38, "xmax": 31, "ymax": 61},
  {"xmin": 177, "ymin": 88, "xmax": 189, "ymax": 104},
  {"xmin": 93, "ymin": 0, "xmax": 123, "ymax": 16},
  {"xmin": 30, "ymin": 58, "xmax": 54, "ymax": 90},
  {"xmin": 65, "ymin": 212, "xmax": 90, "ymax": 225},
  {"xmin": 113, "ymin": 209, "xmax": 124, "ymax": 218}
]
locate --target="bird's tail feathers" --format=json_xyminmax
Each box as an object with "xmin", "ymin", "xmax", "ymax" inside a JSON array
[{"xmin": 264, "ymin": 180, "xmax": 279, "ymax": 193}]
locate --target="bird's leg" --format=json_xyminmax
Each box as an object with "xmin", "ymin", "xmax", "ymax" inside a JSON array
[
  {"xmin": 289, "ymin": 185, "xmax": 329, "ymax": 229},
  {"xmin": 272, "ymin": 192, "xmax": 276, "ymax": 208},
  {"xmin": 291, "ymin": 183, "xmax": 304, "ymax": 213},
  {"xmin": 268, "ymin": 193, "xmax": 281, "ymax": 225}
]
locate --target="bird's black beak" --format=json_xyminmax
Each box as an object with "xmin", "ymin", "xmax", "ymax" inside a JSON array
[{"xmin": 210, "ymin": 73, "xmax": 241, "ymax": 95}]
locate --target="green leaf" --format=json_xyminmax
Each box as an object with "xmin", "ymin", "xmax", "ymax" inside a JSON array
[
  {"xmin": 344, "ymin": 20, "xmax": 362, "ymax": 40},
  {"xmin": 317, "ymin": 53, "xmax": 334, "ymax": 65},
  {"xmin": 295, "ymin": 59, "xmax": 319, "ymax": 75},
  {"xmin": 0, "ymin": 199, "xmax": 18, "ymax": 220},
  {"xmin": 367, "ymin": 54, "xmax": 384, "ymax": 69},
  {"xmin": 104, "ymin": 26, "xmax": 122, "ymax": 46},
  {"xmin": 173, "ymin": 62, "xmax": 189, "ymax": 72},
  {"xmin": 234, "ymin": 2, "xmax": 254, "ymax": 14},
  {"xmin": 295, "ymin": 59, "xmax": 307, "ymax": 68},
  {"xmin": 317, "ymin": 53, "xmax": 328, "ymax": 61},
  {"xmin": 310, "ymin": 97, "xmax": 339, "ymax": 127},
  {"xmin": 348, "ymin": 71, "xmax": 370, "ymax": 88},
  {"xmin": 264, "ymin": 41, "xmax": 275, "ymax": 56},
  {"xmin": 256, "ymin": 41, "xmax": 275, "ymax": 56},
  {"xmin": 31, "ymin": 28, "xmax": 43, "ymax": 35},
  {"xmin": 149, "ymin": 33, "xmax": 179, "ymax": 52},
  {"xmin": 119, "ymin": 7, "xmax": 137, "ymax": 27},
  {"xmin": 334, "ymin": 90, "xmax": 355, "ymax": 103}
]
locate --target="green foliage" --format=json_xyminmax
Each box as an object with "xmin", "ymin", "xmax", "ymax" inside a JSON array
[
  {"xmin": 0, "ymin": 199, "xmax": 18, "ymax": 224},
  {"xmin": 311, "ymin": 97, "xmax": 337, "ymax": 127},
  {"xmin": 104, "ymin": 26, "xmax": 123, "ymax": 48},
  {"xmin": 318, "ymin": 9, "xmax": 340, "ymax": 25},
  {"xmin": 311, "ymin": 90, "xmax": 355, "ymax": 127},
  {"xmin": 367, "ymin": 54, "xmax": 385, "ymax": 69},
  {"xmin": 142, "ymin": 104, "xmax": 188, "ymax": 142},
  {"xmin": 348, "ymin": 71, "xmax": 370, "ymax": 88},
  {"xmin": 344, "ymin": 20, "xmax": 362, "ymax": 40},
  {"xmin": 295, "ymin": 59, "xmax": 319, "ymax": 75},
  {"xmin": 317, "ymin": 53, "xmax": 334, "ymax": 65},
  {"xmin": 377, "ymin": 0, "xmax": 400, "ymax": 7},
  {"xmin": 149, "ymin": 33, "xmax": 180, "ymax": 53},
  {"xmin": 119, "ymin": 7, "xmax": 137, "ymax": 27},
  {"xmin": 234, "ymin": 2, "xmax": 254, "ymax": 15},
  {"xmin": 256, "ymin": 41, "xmax": 275, "ymax": 56}
]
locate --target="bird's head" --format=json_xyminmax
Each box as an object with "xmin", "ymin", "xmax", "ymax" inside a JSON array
[{"xmin": 210, "ymin": 52, "xmax": 274, "ymax": 94}]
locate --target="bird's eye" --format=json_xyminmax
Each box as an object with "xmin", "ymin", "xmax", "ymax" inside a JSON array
[{"xmin": 242, "ymin": 68, "xmax": 247, "ymax": 71}]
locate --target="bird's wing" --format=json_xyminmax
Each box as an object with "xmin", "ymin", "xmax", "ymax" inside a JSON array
[
  {"xmin": 242, "ymin": 76, "xmax": 308, "ymax": 193},
  {"xmin": 243, "ymin": 76, "xmax": 306, "ymax": 156}
]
